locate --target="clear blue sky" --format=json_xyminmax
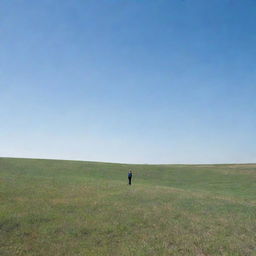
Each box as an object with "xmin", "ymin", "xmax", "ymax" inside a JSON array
[{"xmin": 1, "ymin": 0, "xmax": 256, "ymax": 164}]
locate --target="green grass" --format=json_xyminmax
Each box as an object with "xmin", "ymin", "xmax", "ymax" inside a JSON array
[{"xmin": 0, "ymin": 157, "xmax": 255, "ymax": 256}]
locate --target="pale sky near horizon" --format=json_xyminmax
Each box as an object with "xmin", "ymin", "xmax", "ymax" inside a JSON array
[{"xmin": 1, "ymin": 0, "xmax": 256, "ymax": 164}]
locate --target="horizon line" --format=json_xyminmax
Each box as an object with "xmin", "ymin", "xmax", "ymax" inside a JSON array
[{"xmin": 1, "ymin": 156, "xmax": 255, "ymax": 166}]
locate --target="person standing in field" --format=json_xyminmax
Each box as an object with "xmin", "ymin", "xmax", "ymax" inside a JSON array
[{"xmin": 128, "ymin": 170, "xmax": 133, "ymax": 185}]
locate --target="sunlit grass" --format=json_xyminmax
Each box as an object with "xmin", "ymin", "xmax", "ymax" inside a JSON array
[{"xmin": 1, "ymin": 158, "xmax": 255, "ymax": 255}]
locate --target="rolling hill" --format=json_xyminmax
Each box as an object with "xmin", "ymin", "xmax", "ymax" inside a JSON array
[{"xmin": 1, "ymin": 157, "xmax": 255, "ymax": 255}]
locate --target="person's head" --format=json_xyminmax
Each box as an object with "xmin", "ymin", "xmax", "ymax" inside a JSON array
[{"xmin": 129, "ymin": 170, "xmax": 132, "ymax": 173}]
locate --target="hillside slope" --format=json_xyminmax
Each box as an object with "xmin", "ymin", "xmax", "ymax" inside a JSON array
[{"xmin": 1, "ymin": 158, "xmax": 255, "ymax": 255}]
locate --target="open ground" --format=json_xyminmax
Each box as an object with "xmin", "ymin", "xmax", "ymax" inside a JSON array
[{"xmin": 0, "ymin": 157, "xmax": 255, "ymax": 256}]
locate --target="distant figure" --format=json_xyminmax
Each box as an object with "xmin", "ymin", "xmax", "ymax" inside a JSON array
[{"xmin": 128, "ymin": 170, "xmax": 133, "ymax": 185}]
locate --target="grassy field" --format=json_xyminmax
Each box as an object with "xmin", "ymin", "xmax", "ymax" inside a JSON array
[{"xmin": 0, "ymin": 157, "xmax": 255, "ymax": 256}]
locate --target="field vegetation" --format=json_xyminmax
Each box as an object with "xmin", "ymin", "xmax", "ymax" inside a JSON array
[{"xmin": 1, "ymin": 157, "xmax": 255, "ymax": 255}]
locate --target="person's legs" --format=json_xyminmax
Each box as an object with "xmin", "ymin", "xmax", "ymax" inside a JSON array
[{"xmin": 128, "ymin": 177, "xmax": 131, "ymax": 185}]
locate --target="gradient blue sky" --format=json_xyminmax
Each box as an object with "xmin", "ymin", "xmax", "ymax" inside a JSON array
[{"xmin": 1, "ymin": 0, "xmax": 256, "ymax": 164}]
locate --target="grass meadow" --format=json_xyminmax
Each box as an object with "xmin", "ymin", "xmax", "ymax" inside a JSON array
[{"xmin": 0, "ymin": 157, "xmax": 255, "ymax": 256}]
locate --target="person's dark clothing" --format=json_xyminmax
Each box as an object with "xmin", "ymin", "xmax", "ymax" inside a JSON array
[{"xmin": 128, "ymin": 172, "xmax": 132, "ymax": 185}]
